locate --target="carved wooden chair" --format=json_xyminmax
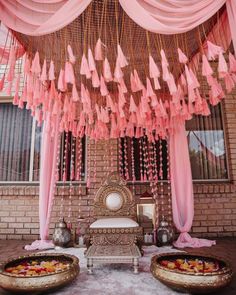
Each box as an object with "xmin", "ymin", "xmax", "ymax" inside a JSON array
[{"xmin": 85, "ymin": 172, "xmax": 143, "ymax": 250}]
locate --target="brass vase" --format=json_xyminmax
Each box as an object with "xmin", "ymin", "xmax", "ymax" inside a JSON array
[{"xmin": 53, "ymin": 218, "xmax": 72, "ymax": 248}]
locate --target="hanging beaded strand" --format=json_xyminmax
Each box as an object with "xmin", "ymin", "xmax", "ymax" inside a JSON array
[
  {"xmin": 166, "ymin": 138, "xmax": 172, "ymax": 225},
  {"xmin": 68, "ymin": 136, "xmax": 75, "ymax": 229},
  {"xmin": 118, "ymin": 137, "xmax": 124, "ymax": 178},
  {"xmin": 76, "ymin": 137, "xmax": 82, "ymax": 219},
  {"xmin": 60, "ymin": 132, "xmax": 69, "ymax": 220},
  {"xmin": 159, "ymin": 138, "xmax": 164, "ymax": 221},
  {"xmin": 131, "ymin": 137, "xmax": 136, "ymax": 193},
  {"xmin": 86, "ymin": 138, "xmax": 91, "ymax": 188},
  {"xmin": 52, "ymin": 131, "xmax": 61, "ymax": 224},
  {"xmin": 93, "ymin": 140, "xmax": 97, "ymax": 184},
  {"xmin": 143, "ymin": 135, "xmax": 149, "ymax": 181},
  {"xmin": 139, "ymin": 137, "xmax": 144, "ymax": 181},
  {"xmin": 123, "ymin": 136, "xmax": 129, "ymax": 180},
  {"xmin": 153, "ymin": 141, "xmax": 159, "ymax": 242}
]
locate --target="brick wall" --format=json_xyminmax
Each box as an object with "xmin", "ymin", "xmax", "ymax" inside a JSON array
[{"xmin": 0, "ymin": 89, "xmax": 236, "ymax": 241}]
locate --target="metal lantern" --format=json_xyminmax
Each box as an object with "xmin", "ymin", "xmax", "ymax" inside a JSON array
[
  {"xmin": 156, "ymin": 220, "xmax": 174, "ymax": 246},
  {"xmin": 75, "ymin": 217, "xmax": 87, "ymax": 247},
  {"xmin": 52, "ymin": 218, "xmax": 72, "ymax": 248}
]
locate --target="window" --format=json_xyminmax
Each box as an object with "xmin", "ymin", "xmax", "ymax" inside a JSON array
[
  {"xmin": 121, "ymin": 104, "xmax": 228, "ymax": 181},
  {"xmin": 0, "ymin": 102, "xmax": 86, "ymax": 182},
  {"xmin": 186, "ymin": 104, "xmax": 228, "ymax": 180},
  {"xmin": 120, "ymin": 137, "xmax": 168, "ymax": 181}
]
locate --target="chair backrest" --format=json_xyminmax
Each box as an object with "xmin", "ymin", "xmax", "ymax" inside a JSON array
[{"xmin": 93, "ymin": 172, "xmax": 136, "ymax": 219}]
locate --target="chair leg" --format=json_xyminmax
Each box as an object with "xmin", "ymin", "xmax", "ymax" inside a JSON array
[
  {"xmin": 133, "ymin": 258, "xmax": 139, "ymax": 274},
  {"xmin": 87, "ymin": 258, "xmax": 93, "ymax": 274}
]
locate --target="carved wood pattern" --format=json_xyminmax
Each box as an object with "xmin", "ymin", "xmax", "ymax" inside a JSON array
[{"xmin": 93, "ymin": 172, "xmax": 136, "ymax": 218}]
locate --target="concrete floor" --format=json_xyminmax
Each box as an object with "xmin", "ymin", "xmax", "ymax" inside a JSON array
[{"xmin": 0, "ymin": 238, "xmax": 235, "ymax": 295}]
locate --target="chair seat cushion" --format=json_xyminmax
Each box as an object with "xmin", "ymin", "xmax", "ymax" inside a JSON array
[{"xmin": 90, "ymin": 217, "xmax": 139, "ymax": 228}]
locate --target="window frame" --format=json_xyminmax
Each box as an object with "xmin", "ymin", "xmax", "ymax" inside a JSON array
[{"xmin": 0, "ymin": 97, "xmax": 87, "ymax": 185}]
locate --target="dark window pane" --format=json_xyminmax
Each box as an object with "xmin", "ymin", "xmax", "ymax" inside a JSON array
[
  {"xmin": 0, "ymin": 103, "xmax": 32, "ymax": 181},
  {"xmin": 32, "ymin": 124, "xmax": 42, "ymax": 181},
  {"xmin": 186, "ymin": 104, "xmax": 228, "ymax": 180}
]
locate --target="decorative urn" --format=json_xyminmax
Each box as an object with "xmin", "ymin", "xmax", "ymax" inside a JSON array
[
  {"xmin": 156, "ymin": 220, "xmax": 174, "ymax": 246},
  {"xmin": 53, "ymin": 218, "xmax": 72, "ymax": 248}
]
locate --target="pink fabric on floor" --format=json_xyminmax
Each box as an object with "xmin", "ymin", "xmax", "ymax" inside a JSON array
[
  {"xmin": 169, "ymin": 120, "xmax": 216, "ymax": 248},
  {"xmin": 25, "ymin": 114, "xmax": 60, "ymax": 250},
  {"xmin": 24, "ymin": 240, "xmax": 54, "ymax": 251}
]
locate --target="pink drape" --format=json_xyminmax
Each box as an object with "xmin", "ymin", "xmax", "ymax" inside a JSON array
[
  {"xmin": 119, "ymin": 0, "xmax": 226, "ymax": 34},
  {"xmin": 169, "ymin": 120, "xmax": 216, "ymax": 248},
  {"xmin": 0, "ymin": 0, "xmax": 92, "ymax": 36},
  {"xmin": 25, "ymin": 114, "xmax": 60, "ymax": 250}
]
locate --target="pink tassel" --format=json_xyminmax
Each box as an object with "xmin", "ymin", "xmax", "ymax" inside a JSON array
[
  {"xmin": 31, "ymin": 51, "xmax": 41, "ymax": 75},
  {"xmin": 160, "ymin": 49, "xmax": 168, "ymax": 66},
  {"xmin": 95, "ymin": 38, "xmax": 103, "ymax": 61},
  {"xmin": 65, "ymin": 61, "xmax": 75, "ymax": 84},
  {"xmin": 18, "ymin": 97, "xmax": 24, "ymax": 109},
  {"xmin": 100, "ymin": 75, "xmax": 109, "ymax": 96},
  {"xmin": 13, "ymin": 74, "xmax": 20, "ymax": 105},
  {"xmin": 7, "ymin": 46, "xmax": 16, "ymax": 82},
  {"xmin": 5, "ymin": 81, "xmax": 12, "ymax": 96},
  {"xmin": 24, "ymin": 54, "xmax": 31, "ymax": 74},
  {"xmin": 151, "ymin": 94, "xmax": 158, "ymax": 108},
  {"xmin": 103, "ymin": 57, "xmax": 113, "ymax": 82},
  {"xmin": 218, "ymin": 52, "xmax": 228, "ymax": 78},
  {"xmin": 188, "ymin": 86, "xmax": 196, "ymax": 102},
  {"xmin": 72, "ymin": 83, "xmax": 80, "ymax": 102},
  {"xmin": 134, "ymin": 69, "xmax": 144, "ymax": 91},
  {"xmin": 146, "ymin": 77, "xmax": 155, "ymax": 97},
  {"xmin": 153, "ymin": 77, "xmax": 161, "ymax": 90},
  {"xmin": 92, "ymin": 69, "xmax": 100, "ymax": 87},
  {"xmin": 177, "ymin": 48, "xmax": 188, "ymax": 64},
  {"xmin": 21, "ymin": 84, "xmax": 27, "ymax": 102},
  {"xmin": 117, "ymin": 44, "xmax": 128, "ymax": 68},
  {"xmin": 224, "ymin": 73, "xmax": 235, "ymax": 93},
  {"xmin": 13, "ymin": 92, "xmax": 19, "ymax": 105},
  {"xmin": 67, "ymin": 44, "xmax": 76, "ymax": 64},
  {"xmin": 48, "ymin": 60, "xmax": 55, "ymax": 80},
  {"xmin": 0, "ymin": 74, "xmax": 5, "ymax": 91},
  {"xmin": 129, "ymin": 95, "xmax": 137, "ymax": 112},
  {"xmin": 166, "ymin": 73, "xmax": 177, "ymax": 94},
  {"xmin": 40, "ymin": 59, "xmax": 47, "ymax": 82},
  {"xmin": 106, "ymin": 94, "xmax": 116, "ymax": 112},
  {"xmin": 201, "ymin": 98, "xmax": 211, "ymax": 116},
  {"xmin": 180, "ymin": 73, "xmax": 187, "ymax": 87},
  {"xmin": 161, "ymin": 56, "xmax": 170, "ymax": 82},
  {"xmin": 159, "ymin": 100, "xmax": 167, "ymax": 118},
  {"xmin": 189, "ymin": 69, "xmax": 200, "ymax": 88},
  {"xmin": 114, "ymin": 60, "xmax": 123, "ymax": 80},
  {"xmin": 80, "ymin": 54, "xmax": 90, "ymax": 76},
  {"xmin": 229, "ymin": 53, "xmax": 236, "ymax": 73},
  {"xmin": 130, "ymin": 72, "xmax": 137, "ymax": 92},
  {"xmin": 202, "ymin": 55, "xmax": 213, "ymax": 76},
  {"xmin": 207, "ymin": 41, "xmax": 224, "ymax": 60},
  {"xmin": 118, "ymin": 77, "xmax": 126, "ymax": 93},
  {"xmin": 88, "ymin": 48, "xmax": 96, "ymax": 71},
  {"xmin": 58, "ymin": 68, "xmax": 66, "ymax": 92},
  {"xmin": 188, "ymin": 100, "xmax": 195, "ymax": 114},
  {"xmin": 149, "ymin": 55, "xmax": 160, "ymax": 78},
  {"xmin": 184, "ymin": 65, "xmax": 193, "ymax": 86}
]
